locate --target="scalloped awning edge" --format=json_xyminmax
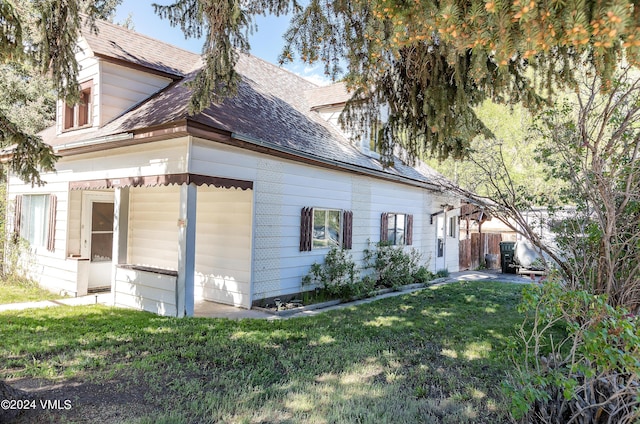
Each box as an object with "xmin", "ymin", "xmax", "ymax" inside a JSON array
[{"xmin": 69, "ymin": 173, "xmax": 253, "ymax": 191}]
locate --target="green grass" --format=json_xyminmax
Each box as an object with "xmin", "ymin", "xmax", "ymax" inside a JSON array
[
  {"xmin": 0, "ymin": 277, "xmax": 62, "ymax": 304},
  {"xmin": 0, "ymin": 281, "xmax": 526, "ymax": 423}
]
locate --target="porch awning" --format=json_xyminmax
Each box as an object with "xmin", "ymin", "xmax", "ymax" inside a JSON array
[{"xmin": 69, "ymin": 173, "xmax": 253, "ymax": 191}]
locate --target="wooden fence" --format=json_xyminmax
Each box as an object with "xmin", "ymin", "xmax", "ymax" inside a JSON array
[{"xmin": 459, "ymin": 233, "xmax": 503, "ymax": 270}]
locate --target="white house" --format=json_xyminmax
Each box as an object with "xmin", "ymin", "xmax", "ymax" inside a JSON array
[{"xmin": 4, "ymin": 19, "xmax": 460, "ymax": 317}]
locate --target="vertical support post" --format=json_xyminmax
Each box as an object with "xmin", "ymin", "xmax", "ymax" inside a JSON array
[
  {"xmin": 112, "ymin": 186, "xmax": 130, "ymax": 306},
  {"xmin": 177, "ymin": 183, "xmax": 197, "ymax": 317}
]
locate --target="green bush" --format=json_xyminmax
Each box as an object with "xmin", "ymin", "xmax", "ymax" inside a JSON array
[
  {"xmin": 435, "ymin": 268, "xmax": 449, "ymax": 278},
  {"xmin": 413, "ymin": 266, "xmax": 434, "ymax": 284},
  {"xmin": 503, "ymin": 280, "xmax": 640, "ymax": 424},
  {"xmin": 302, "ymin": 247, "xmax": 372, "ymax": 300},
  {"xmin": 363, "ymin": 241, "xmax": 429, "ymax": 289}
]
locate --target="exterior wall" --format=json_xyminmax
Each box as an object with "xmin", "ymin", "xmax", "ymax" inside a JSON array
[
  {"xmin": 8, "ymin": 132, "xmax": 459, "ymax": 307},
  {"xmin": 5, "ymin": 180, "xmax": 78, "ymax": 295},
  {"xmin": 116, "ymin": 183, "xmax": 255, "ymax": 309},
  {"xmin": 127, "ymin": 185, "xmax": 180, "ymax": 269},
  {"xmin": 6, "ymin": 138, "xmax": 190, "ymax": 295},
  {"xmin": 99, "ymin": 61, "xmax": 172, "ymax": 126},
  {"xmin": 56, "ymin": 38, "xmax": 172, "ymax": 133},
  {"xmin": 114, "ymin": 266, "xmax": 178, "ymax": 317},
  {"xmin": 56, "ymin": 37, "xmax": 100, "ymax": 134},
  {"xmin": 190, "ymin": 137, "xmax": 460, "ymax": 304},
  {"xmin": 194, "ymin": 186, "xmax": 253, "ymax": 308},
  {"xmin": 58, "ymin": 137, "xmax": 190, "ymax": 178}
]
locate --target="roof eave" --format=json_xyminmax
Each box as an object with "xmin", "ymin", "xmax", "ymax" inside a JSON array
[
  {"xmin": 185, "ymin": 121, "xmax": 443, "ymax": 193},
  {"xmin": 54, "ymin": 121, "xmax": 190, "ymax": 156},
  {"xmin": 93, "ymin": 53, "xmax": 185, "ymax": 80},
  {"xmin": 49, "ymin": 119, "xmax": 445, "ymax": 193}
]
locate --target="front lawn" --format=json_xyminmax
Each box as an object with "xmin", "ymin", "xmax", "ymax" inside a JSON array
[
  {"xmin": 0, "ymin": 281, "xmax": 526, "ymax": 424},
  {"xmin": 0, "ymin": 278, "xmax": 62, "ymax": 305}
]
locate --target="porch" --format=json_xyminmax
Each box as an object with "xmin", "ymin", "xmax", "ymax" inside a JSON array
[{"xmin": 67, "ymin": 173, "xmax": 254, "ymax": 317}]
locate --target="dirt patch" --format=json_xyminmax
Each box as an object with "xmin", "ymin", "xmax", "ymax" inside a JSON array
[{"xmin": 6, "ymin": 377, "xmax": 157, "ymax": 423}]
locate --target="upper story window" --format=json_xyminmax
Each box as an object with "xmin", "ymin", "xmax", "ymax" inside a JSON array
[
  {"xmin": 63, "ymin": 80, "xmax": 93, "ymax": 131},
  {"xmin": 369, "ymin": 120, "xmax": 383, "ymax": 153}
]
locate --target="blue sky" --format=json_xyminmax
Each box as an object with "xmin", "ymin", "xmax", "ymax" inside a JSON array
[{"xmin": 113, "ymin": 0, "xmax": 330, "ymax": 85}]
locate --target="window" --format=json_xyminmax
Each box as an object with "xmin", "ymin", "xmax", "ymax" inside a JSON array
[
  {"xmin": 15, "ymin": 194, "xmax": 57, "ymax": 251},
  {"xmin": 448, "ymin": 216, "xmax": 457, "ymax": 238},
  {"xmin": 90, "ymin": 202, "xmax": 114, "ymax": 262},
  {"xmin": 63, "ymin": 80, "xmax": 93, "ymax": 130},
  {"xmin": 369, "ymin": 120, "xmax": 383, "ymax": 153},
  {"xmin": 380, "ymin": 213, "xmax": 413, "ymax": 245},
  {"xmin": 313, "ymin": 209, "xmax": 341, "ymax": 248},
  {"xmin": 300, "ymin": 208, "xmax": 353, "ymax": 251}
]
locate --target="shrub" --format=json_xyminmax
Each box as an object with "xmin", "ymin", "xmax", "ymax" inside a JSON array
[
  {"xmin": 413, "ymin": 266, "xmax": 434, "ymax": 284},
  {"xmin": 302, "ymin": 247, "xmax": 371, "ymax": 300},
  {"xmin": 363, "ymin": 241, "xmax": 428, "ymax": 289},
  {"xmin": 435, "ymin": 268, "xmax": 449, "ymax": 278},
  {"xmin": 503, "ymin": 280, "xmax": 640, "ymax": 424}
]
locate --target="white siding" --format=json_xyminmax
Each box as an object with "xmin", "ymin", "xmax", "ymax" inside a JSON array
[
  {"xmin": 99, "ymin": 61, "xmax": 172, "ymax": 126},
  {"xmin": 5, "ymin": 181, "xmax": 79, "ymax": 295},
  {"xmin": 114, "ymin": 266, "xmax": 178, "ymax": 317},
  {"xmin": 56, "ymin": 137, "xmax": 189, "ymax": 180},
  {"xmin": 56, "ymin": 39, "xmax": 172, "ymax": 132},
  {"xmin": 8, "ymin": 132, "xmax": 459, "ymax": 309},
  {"xmin": 56, "ymin": 37, "xmax": 100, "ymax": 134},
  {"xmin": 445, "ymin": 207, "xmax": 461, "ymax": 272},
  {"xmin": 190, "ymin": 137, "xmax": 458, "ymax": 304},
  {"xmin": 67, "ymin": 190, "xmax": 82, "ymax": 256},
  {"xmin": 128, "ymin": 186, "xmax": 180, "ymax": 269},
  {"xmin": 6, "ymin": 139, "xmax": 189, "ymax": 296},
  {"xmin": 194, "ymin": 186, "xmax": 253, "ymax": 308}
]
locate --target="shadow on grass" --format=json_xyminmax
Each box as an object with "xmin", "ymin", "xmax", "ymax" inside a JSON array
[{"xmin": 1, "ymin": 281, "xmax": 525, "ymax": 424}]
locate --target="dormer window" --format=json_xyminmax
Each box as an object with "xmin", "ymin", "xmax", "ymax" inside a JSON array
[
  {"xmin": 63, "ymin": 80, "xmax": 93, "ymax": 131},
  {"xmin": 369, "ymin": 120, "xmax": 383, "ymax": 153}
]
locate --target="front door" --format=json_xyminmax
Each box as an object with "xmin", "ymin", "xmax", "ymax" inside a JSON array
[
  {"xmin": 435, "ymin": 215, "xmax": 446, "ymax": 271},
  {"xmin": 81, "ymin": 193, "xmax": 114, "ymax": 290}
]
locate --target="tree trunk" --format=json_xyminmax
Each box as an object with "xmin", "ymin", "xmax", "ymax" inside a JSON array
[{"xmin": 0, "ymin": 379, "xmax": 31, "ymax": 422}]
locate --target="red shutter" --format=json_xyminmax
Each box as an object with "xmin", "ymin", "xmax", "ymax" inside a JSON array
[
  {"xmin": 380, "ymin": 213, "xmax": 389, "ymax": 242},
  {"xmin": 406, "ymin": 214, "xmax": 414, "ymax": 245},
  {"xmin": 342, "ymin": 210, "xmax": 353, "ymax": 250},
  {"xmin": 47, "ymin": 194, "xmax": 57, "ymax": 252},
  {"xmin": 13, "ymin": 195, "xmax": 22, "ymax": 242},
  {"xmin": 300, "ymin": 207, "xmax": 313, "ymax": 251}
]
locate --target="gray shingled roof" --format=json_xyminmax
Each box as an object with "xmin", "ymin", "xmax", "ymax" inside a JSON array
[
  {"xmin": 82, "ymin": 18, "xmax": 200, "ymax": 77},
  {"xmin": 305, "ymin": 82, "xmax": 352, "ymax": 109},
  {"xmin": 43, "ymin": 21, "xmax": 444, "ymax": 187}
]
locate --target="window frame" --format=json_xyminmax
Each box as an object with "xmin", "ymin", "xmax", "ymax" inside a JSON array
[
  {"xmin": 62, "ymin": 80, "xmax": 93, "ymax": 131},
  {"xmin": 300, "ymin": 208, "xmax": 353, "ymax": 252},
  {"xmin": 369, "ymin": 120, "xmax": 383, "ymax": 154},
  {"xmin": 381, "ymin": 212, "xmax": 413, "ymax": 246},
  {"xmin": 312, "ymin": 208, "xmax": 342, "ymax": 249},
  {"xmin": 387, "ymin": 213, "xmax": 406, "ymax": 245},
  {"xmin": 19, "ymin": 194, "xmax": 50, "ymax": 248},
  {"xmin": 448, "ymin": 216, "xmax": 457, "ymax": 238}
]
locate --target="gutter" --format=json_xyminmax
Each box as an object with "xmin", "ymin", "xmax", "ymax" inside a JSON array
[
  {"xmin": 54, "ymin": 132, "xmax": 134, "ymax": 153},
  {"xmin": 230, "ymin": 132, "xmax": 443, "ymax": 193}
]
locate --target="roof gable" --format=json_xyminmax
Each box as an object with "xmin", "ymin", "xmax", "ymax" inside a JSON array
[
  {"xmin": 306, "ymin": 82, "xmax": 352, "ymax": 109},
  {"xmin": 81, "ymin": 18, "xmax": 200, "ymax": 78},
  {"xmin": 43, "ymin": 19, "xmax": 446, "ymax": 190}
]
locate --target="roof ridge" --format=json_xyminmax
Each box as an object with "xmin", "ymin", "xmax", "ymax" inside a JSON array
[
  {"xmin": 236, "ymin": 51, "xmax": 324, "ymax": 89},
  {"xmin": 83, "ymin": 15, "xmax": 200, "ymax": 58}
]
